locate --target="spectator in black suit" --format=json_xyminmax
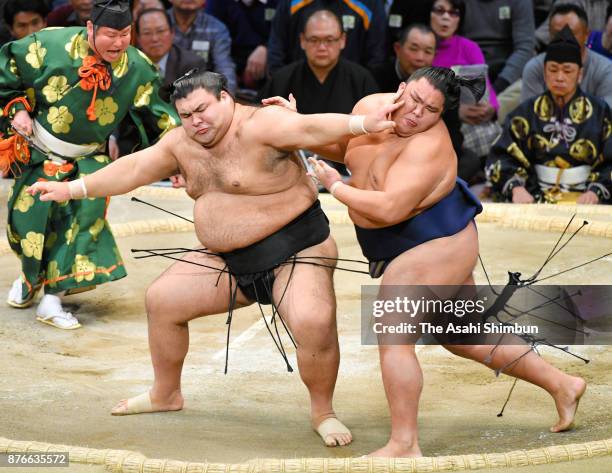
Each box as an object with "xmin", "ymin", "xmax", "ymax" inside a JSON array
[{"xmin": 261, "ymin": 9, "xmax": 378, "ymax": 115}]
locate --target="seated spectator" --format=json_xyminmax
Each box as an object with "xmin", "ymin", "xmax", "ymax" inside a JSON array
[
  {"xmin": 260, "ymin": 8, "xmax": 378, "ymax": 176},
  {"xmin": 261, "ymin": 9, "xmax": 378, "ymax": 115},
  {"xmin": 372, "ymin": 23, "xmax": 471, "ymax": 179},
  {"xmin": 486, "ymin": 27, "xmax": 611, "ymax": 205},
  {"xmin": 267, "ymin": 0, "xmax": 386, "ymax": 73},
  {"xmin": 206, "ymin": 0, "xmax": 278, "ymax": 92},
  {"xmin": 535, "ymin": 0, "xmax": 609, "ymax": 49},
  {"xmin": 461, "ymin": 0, "xmax": 535, "ymax": 94},
  {"xmin": 47, "ymin": 0, "xmax": 92, "ymax": 27},
  {"xmin": 430, "ymin": 0, "xmax": 501, "ymax": 166},
  {"xmin": 586, "ymin": 3, "xmax": 612, "ymax": 60},
  {"xmin": 2, "ymin": 0, "xmax": 49, "ymax": 41},
  {"xmin": 168, "ymin": 0, "xmax": 237, "ymax": 93},
  {"xmin": 522, "ymin": 3, "xmax": 612, "ymax": 108},
  {"xmin": 113, "ymin": 7, "xmax": 207, "ymax": 158},
  {"xmin": 137, "ymin": 8, "xmax": 205, "ymax": 85}
]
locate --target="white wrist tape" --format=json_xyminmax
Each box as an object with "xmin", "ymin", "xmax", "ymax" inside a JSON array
[
  {"xmin": 349, "ymin": 115, "xmax": 368, "ymax": 135},
  {"xmin": 329, "ymin": 181, "xmax": 343, "ymax": 196},
  {"xmin": 68, "ymin": 178, "xmax": 88, "ymax": 200}
]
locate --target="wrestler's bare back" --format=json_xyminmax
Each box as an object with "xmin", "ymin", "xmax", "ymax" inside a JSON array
[
  {"xmin": 166, "ymin": 105, "xmax": 317, "ymax": 252},
  {"xmin": 343, "ymin": 93, "xmax": 457, "ymax": 228}
]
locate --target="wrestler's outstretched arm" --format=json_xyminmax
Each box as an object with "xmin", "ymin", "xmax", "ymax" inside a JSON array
[
  {"xmin": 261, "ymin": 94, "xmax": 346, "ymax": 162},
  {"xmin": 27, "ymin": 129, "xmax": 180, "ymax": 201},
  {"xmin": 260, "ymin": 84, "xmax": 406, "ymax": 162},
  {"xmin": 307, "ymin": 90, "xmax": 405, "ymax": 161},
  {"xmin": 251, "ymin": 98, "xmax": 403, "ymax": 153},
  {"xmin": 310, "ymin": 133, "xmax": 445, "ymax": 227}
]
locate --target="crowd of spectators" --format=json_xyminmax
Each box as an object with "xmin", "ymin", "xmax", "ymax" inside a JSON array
[{"xmin": 1, "ymin": 0, "xmax": 611, "ymax": 203}]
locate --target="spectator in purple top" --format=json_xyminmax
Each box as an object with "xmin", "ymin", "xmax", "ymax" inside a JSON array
[
  {"xmin": 430, "ymin": 0, "xmax": 500, "ymax": 161},
  {"xmin": 586, "ymin": 3, "xmax": 612, "ymax": 60}
]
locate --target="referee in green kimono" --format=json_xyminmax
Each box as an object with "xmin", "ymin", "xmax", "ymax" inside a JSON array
[{"xmin": 0, "ymin": 0, "xmax": 179, "ymax": 329}]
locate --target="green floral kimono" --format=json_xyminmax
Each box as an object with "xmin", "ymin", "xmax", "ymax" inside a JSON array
[{"xmin": 0, "ymin": 27, "xmax": 179, "ymax": 300}]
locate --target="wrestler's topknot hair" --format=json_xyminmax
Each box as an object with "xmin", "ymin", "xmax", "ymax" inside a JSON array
[
  {"xmin": 170, "ymin": 70, "xmax": 233, "ymax": 103},
  {"xmin": 407, "ymin": 67, "xmax": 485, "ymax": 112}
]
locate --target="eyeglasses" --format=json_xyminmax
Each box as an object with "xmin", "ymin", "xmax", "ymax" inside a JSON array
[
  {"xmin": 139, "ymin": 27, "xmax": 171, "ymax": 38},
  {"xmin": 431, "ymin": 6, "xmax": 461, "ymax": 18},
  {"xmin": 304, "ymin": 36, "xmax": 342, "ymax": 47}
]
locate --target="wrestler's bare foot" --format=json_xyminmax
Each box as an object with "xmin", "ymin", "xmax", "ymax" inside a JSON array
[
  {"xmin": 312, "ymin": 413, "xmax": 352, "ymax": 447},
  {"xmin": 111, "ymin": 388, "xmax": 184, "ymax": 415},
  {"xmin": 368, "ymin": 439, "xmax": 422, "ymax": 458},
  {"xmin": 550, "ymin": 376, "xmax": 586, "ymax": 432}
]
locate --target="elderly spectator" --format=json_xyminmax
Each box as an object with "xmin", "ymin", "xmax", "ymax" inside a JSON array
[
  {"xmin": 129, "ymin": 0, "xmax": 164, "ymax": 45},
  {"xmin": 267, "ymin": 0, "xmax": 386, "ymax": 73},
  {"xmin": 372, "ymin": 23, "xmax": 472, "ymax": 179},
  {"xmin": 486, "ymin": 26, "xmax": 612, "ymax": 205},
  {"xmin": 2, "ymin": 0, "xmax": 49, "ymax": 41},
  {"xmin": 168, "ymin": 0, "xmax": 237, "ymax": 93},
  {"xmin": 535, "ymin": 0, "xmax": 609, "ymax": 48},
  {"xmin": 522, "ymin": 3, "xmax": 612, "ymax": 108},
  {"xmin": 430, "ymin": 0, "xmax": 501, "ymax": 165},
  {"xmin": 586, "ymin": 3, "xmax": 612, "ymax": 60},
  {"xmin": 47, "ymin": 0, "xmax": 92, "ymax": 27},
  {"xmin": 461, "ymin": 0, "xmax": 535, "ymax": 94},
  {"xmin": 206, "ymin": 0, "xmax": 278, "ymax": 90},
  {"xmin": 137, "ymin": 8, "xmax": 205, "ymax": 84}
]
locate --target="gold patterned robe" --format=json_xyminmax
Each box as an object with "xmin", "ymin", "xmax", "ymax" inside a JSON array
[
  {"xmin": 485, "ymin": 88, "xmax": 612, "ymax": 203},
  {"xmin": 0, "ymin": 27, "xmax": 179, "ymax": 300}
]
